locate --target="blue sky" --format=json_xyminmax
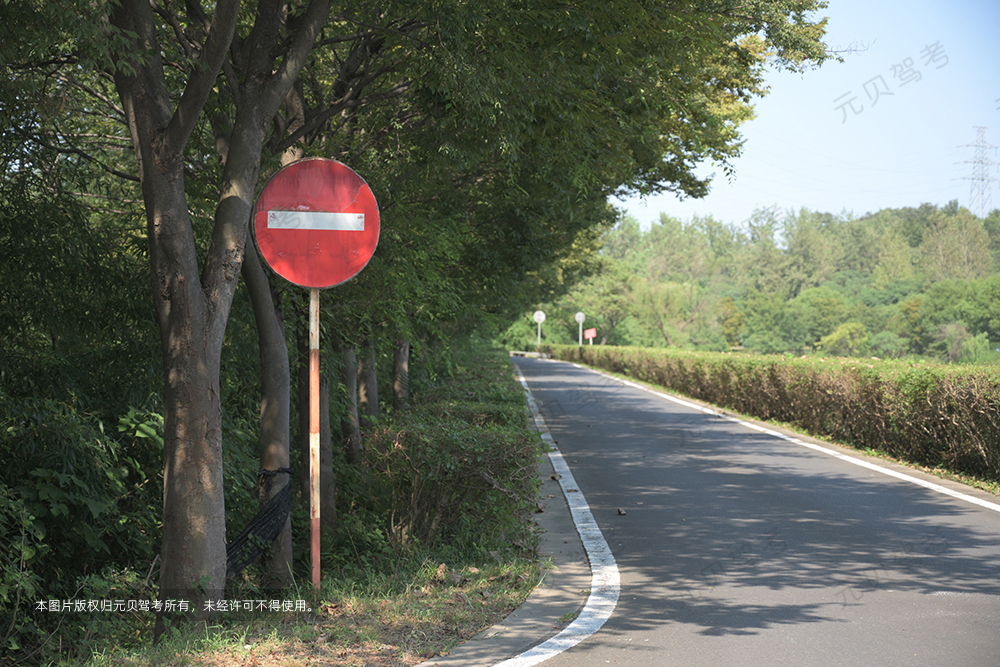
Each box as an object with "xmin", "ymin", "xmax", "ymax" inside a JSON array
[{"xmin": 612, "ymin": 0, "xmax": 1000, "ymax": 229}]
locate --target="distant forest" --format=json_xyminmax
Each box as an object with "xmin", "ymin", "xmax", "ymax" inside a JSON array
[{"xmin": 506, "ymin": 201, "xmax": 1000, "ymax": 363}]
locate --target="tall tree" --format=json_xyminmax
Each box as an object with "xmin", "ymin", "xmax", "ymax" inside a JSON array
[
  {"xmin": 783, "ymin": 209, "xmax": 844, "ymax": 295},
  {"xmin": 108, "ymin": 0, "xmax": 331, "ymax": 607},
  {"xmin": 919, "ymin": 209, "xmax": 992, "ymax": 282}
]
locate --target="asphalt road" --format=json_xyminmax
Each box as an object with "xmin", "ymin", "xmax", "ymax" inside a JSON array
[{"xmin": 511, "ymin": 356, "xmax": 1000, "ymax": 667}]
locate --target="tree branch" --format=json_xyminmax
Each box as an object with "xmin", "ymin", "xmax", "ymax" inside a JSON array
[
  {"xmin": 152, "ymin": 0, "xmax": 199, "ymax": 62},
  {"xmin": 259, "ymin": 0, "xmax": 333, "ymax": 118},
  {"xmin": 277, "ymin": 78, "xmax": 413, "ymax": 152},
  {"xmin": 53, "ymin": 73, "xmax": 126, "ymax": 119},
  {"xmin": 164, "ymin": 0, "xmax": 240, "ymax": 154},
  {"xmin": 336, "ymin": 17, "xmax": 431, "ymax": 48},
  {"xmin": 19, "ymin": 123, "xmax": 140, "ymax": 183}
]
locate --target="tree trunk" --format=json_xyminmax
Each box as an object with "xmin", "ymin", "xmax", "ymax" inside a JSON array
[
  {"xmin": 393, "ymin": 338, "xmax": 410, "ymax": 411},
  {"xmin": 158, "ymin": 304, "xmax": 228, "ymax": 604},
  {"xmin": 358, "ymin": 340, "xmax": 379, "ymax": 423},
  {"xmin": 240, "ymin": 87, "xmax": 309, "ymax": 589},
  {"xmin": 339, "ymin": 344, "xmax": 363, "ymax": 463},
  {"xmin": 242, "ymin": 250, "xmax": 292, "ymax": 589}
]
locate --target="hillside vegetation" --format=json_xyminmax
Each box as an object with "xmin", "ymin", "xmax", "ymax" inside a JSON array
[{"xmin": 509, "ymin": 202, "xmax": 1000, "ymax": 365}]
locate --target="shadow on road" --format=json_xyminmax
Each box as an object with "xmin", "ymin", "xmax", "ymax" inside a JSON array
[{"xmin": 514, "ymin": 357, "xmax": 1000, "ymax": 655}]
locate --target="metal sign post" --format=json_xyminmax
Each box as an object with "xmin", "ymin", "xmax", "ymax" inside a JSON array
[
  {"xmin": 575, "ymin": 311, "xmax": 586, "ymax": 346},
  {"xmin": 253, "ymin": 158, "xmax": 380, "ymax": 591},
  {"xmin": 309, "ymin": 289, "xmax": 321, "ymax": 589}
]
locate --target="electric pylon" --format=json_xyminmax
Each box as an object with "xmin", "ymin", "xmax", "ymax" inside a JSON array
[{"xmin": 962, "ymin": 127, "xmax": 999, "ymax": 218}]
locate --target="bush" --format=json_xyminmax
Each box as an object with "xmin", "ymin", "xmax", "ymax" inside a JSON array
[
  {"xmin": 331, "ymin": 347, "xmax": 542, "ymax": 563},
  {"xmin": 0, "ymin": 397, "xmax": 163, "ymax": 661}
]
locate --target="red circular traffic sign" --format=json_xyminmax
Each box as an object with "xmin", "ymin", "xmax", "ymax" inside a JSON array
[{"xmin": 253, "ymin": 158, "xmax": 380, "ymax": 289}]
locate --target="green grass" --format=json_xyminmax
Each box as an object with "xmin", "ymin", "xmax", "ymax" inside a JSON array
[{"xmin": 77, "ymin": 557, "xmax": 539, "ymax": 667}]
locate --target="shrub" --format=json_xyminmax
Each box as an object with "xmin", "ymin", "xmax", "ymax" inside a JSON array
[
  {"xmin": 0, "ymin": 397, "xmax": 163, "ymax": 661},
  {"xmin": 333, "ymin": 348, "xmax": 542, "ymax": 561}
]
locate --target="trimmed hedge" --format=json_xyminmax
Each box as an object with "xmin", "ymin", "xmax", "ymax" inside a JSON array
[{"xmin": 546, "ymin": 345, "xmax": 1000, "ymax": 481}]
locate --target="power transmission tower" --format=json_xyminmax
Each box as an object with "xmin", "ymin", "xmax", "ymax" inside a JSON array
[{"xmin": 961, "ymin": 126, "xmax": 999, "ymax": 217}]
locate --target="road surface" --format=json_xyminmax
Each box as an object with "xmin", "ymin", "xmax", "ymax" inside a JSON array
[{"xmin": 511, "ymin": 356, "xmax": 1000, "ymax": 667}]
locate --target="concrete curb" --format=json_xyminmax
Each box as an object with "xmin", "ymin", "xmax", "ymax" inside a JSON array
[{"xmin": 412, "ymin": 448, "xmax": 590, "ymax": 667}]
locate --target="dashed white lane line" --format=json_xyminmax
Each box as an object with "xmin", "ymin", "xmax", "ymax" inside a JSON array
[
  {"xmin": 569, "ymin": 361, "xmax": 1000, "ymax": 515},
  {"xmin": 499, "ymin": 366, "xmax": 620, "ymax": 667}
]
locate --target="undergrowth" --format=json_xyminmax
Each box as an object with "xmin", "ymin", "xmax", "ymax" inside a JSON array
[{"xmin": 5, "ymin": 342, "xmax": 544, "ymax": 666}]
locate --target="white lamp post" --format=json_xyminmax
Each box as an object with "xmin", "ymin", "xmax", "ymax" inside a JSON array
[{"xmin": 533, "ymin": 310, "xmax": 546, "ymax": 349}]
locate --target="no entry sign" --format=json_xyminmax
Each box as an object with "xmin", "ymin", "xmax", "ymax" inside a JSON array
[
  {"xmin": 253, "ymin": 158, "xmax": 380, "ymax": 289},
  {"xmin": 252, "ymin": 158, "xmax": 381, "ymax": 590}
]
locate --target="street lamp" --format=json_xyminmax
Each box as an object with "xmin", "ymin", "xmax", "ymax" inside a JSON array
[{"xmin": 533, "ymin": 310, "xmax": 546, "ymax": 350}]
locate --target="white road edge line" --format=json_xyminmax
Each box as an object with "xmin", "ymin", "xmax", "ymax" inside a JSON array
[
  {"xmin": 497, "ymin": 366, "xmax": 620, "ymax": 667},
  {"xmin": 568, "ymin": 361, "xmax": 1000, "ymax": 515}
]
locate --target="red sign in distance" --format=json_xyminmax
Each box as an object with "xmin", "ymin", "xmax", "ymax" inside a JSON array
[
  {"xmin": 253, "ymin": 158, "xmax": 380, "ymax": 289},
  {"xmin": 584, "ymin": 327, "xmax": 597, "ymax": 340}
]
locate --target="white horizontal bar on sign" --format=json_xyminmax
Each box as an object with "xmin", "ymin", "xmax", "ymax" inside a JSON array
[{"xmin": 267, "ymin": 210, "xmax": 364, "ymax": 231}]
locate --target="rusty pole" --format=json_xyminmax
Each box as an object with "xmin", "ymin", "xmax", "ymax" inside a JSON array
[{"xmin": 309, "ymin": 288, "xmax": 321, "ymax": 590}]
